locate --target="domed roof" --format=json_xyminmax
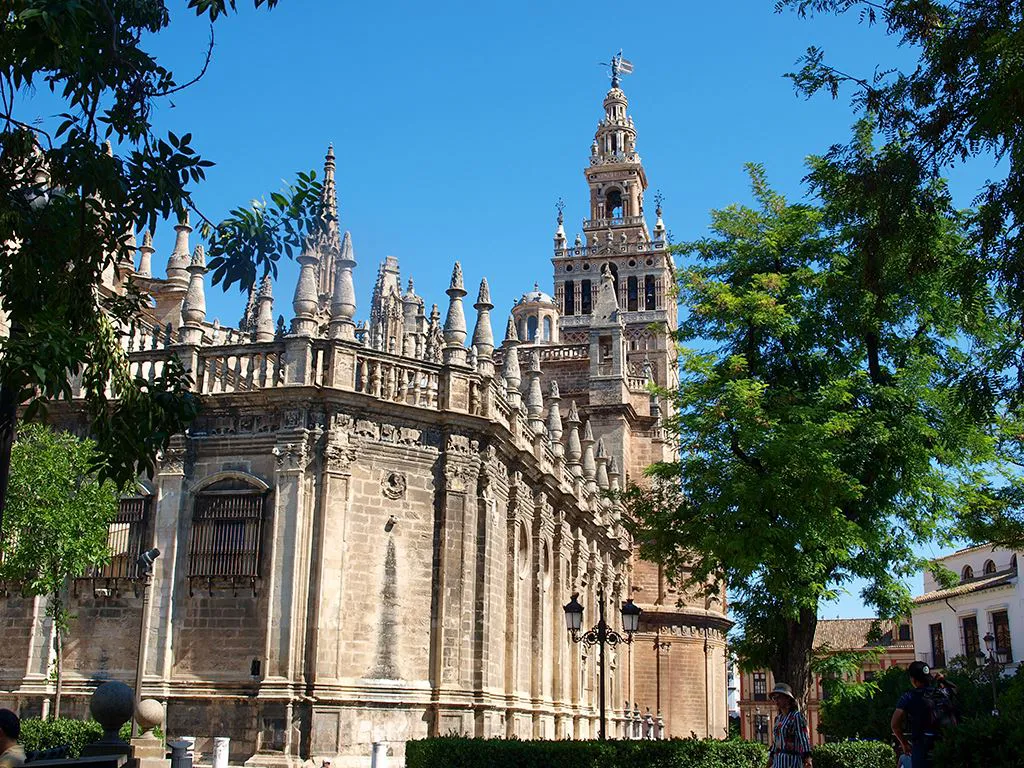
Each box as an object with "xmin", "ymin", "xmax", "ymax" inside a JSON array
[{"xmin": 518, "ymin": 283, "xmax": 554, "ymax": 306}]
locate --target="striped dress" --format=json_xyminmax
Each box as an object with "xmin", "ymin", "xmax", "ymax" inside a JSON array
[{"xmin": 769, "ymin": 709, "xmax": 812, "ymax": 768}]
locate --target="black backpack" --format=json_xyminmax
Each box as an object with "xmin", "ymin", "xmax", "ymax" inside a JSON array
[{"xmin": 922, "ymin": 684, "xmax": 959, "ymax": 732}]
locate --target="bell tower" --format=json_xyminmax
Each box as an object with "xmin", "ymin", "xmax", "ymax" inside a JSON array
[{"xmin": 553, "ymin": 58, "xmax": 678, "ymax": 396}]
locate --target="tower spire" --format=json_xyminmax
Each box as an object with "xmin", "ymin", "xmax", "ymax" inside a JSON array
[
  {"xmin": 471, "ymin": 277, "xmax": 495, "ymax": 361},
  {"xmin": 442, "ymin": 262, "xmax": 468, "ymax": 365}
]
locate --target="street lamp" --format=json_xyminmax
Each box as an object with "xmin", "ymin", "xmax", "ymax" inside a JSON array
[
  {"xmin": 133, "ymin": 548, "xmax": 160, "ymax": 736},
  {"xmin": 563, "ymin": 586, "xmax": 641, "ymax": 740},
  {"xmin": 981, "ymin": 631, "xmax": 1009, "ymax": 716}
]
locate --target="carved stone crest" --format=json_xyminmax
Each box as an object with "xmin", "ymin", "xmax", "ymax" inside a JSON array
[{"xmin": 381, "ymin": 471, "xmax": 407, "ymax": 499}]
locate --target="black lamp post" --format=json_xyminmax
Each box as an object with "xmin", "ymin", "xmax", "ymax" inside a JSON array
[
  {"xmin": 133, "ymin": 548, "xmax": 159, "ymax": 736},
  {"xmin": 563, "ymin": 585, "xmax": 641, "ymax": 740},
  {"xmin": 981, "ymin": 631, "xmax": 1010, "ymax": 716}
]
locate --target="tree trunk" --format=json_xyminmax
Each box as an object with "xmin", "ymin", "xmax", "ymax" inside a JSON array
[
  {"xmin": 53, "ymin": 591, "xmax": 63, "ymax": 719},
  {"xmin": 770, "ymin": 608, "xmax": 818, "ymax": 711}
]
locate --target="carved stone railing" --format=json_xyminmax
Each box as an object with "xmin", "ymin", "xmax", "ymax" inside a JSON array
[
  {"xmin": 194, "ymin": 342, "xmax": 287, "ymax": 393},
  {"xmin": 535, "ymin": 343, "xmax": 588, "ymax": 362},
  {"xmin": 583, "ymin": 215, "xmax": 645, "ymax": 230},
  {"xmin": 353, "ymin": 347, "xmax": 441, "ymax": 409},
  {"xmin": 554, "ymin": 240, "xmax": 665, "ymax": 259}
]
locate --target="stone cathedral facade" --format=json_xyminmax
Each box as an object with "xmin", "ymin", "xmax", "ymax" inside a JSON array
[{"xmin": 0, "ymin": 77, "xmax": 730, "ymax": 765}]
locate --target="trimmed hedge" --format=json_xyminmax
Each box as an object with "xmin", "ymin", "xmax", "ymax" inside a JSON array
[
  {"xmin": 406, "ymin": 737, "xmax": 895, "ymax": 768},
  {"xmin": 19, "ymin": 718, "xmax": 161, "ymax": 758},
  {"xmin": 811, "ymin": 741, "xmax": 894, "ymax": 768},
  {"xmin": 406, "ymin": 737, "xmax": 768, "ymax": 768}
]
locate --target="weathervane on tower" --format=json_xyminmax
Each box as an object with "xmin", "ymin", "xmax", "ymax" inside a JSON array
[{"xmin": 600, "ymin": 50, "xmax": 634, "ymax": 88}]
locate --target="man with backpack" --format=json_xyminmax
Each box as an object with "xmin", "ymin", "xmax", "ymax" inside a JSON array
[{"xmin": 891, "ymin": 661, "xmax": 959, "ymax": 768}]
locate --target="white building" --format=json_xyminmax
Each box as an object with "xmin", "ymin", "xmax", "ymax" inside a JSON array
[{"xmin": 911, "ymin": 544, "xmax": 1021, "ymax": 672}]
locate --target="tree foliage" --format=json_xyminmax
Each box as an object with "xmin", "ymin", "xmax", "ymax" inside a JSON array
[
  {"xmin": 0, "ymin": 423, "xmax": 123, "ymax": 716},
  {"xmin": 778, "ymin": 0, "xmax": 1024, "ymax": 546},
  {"xmin": 623, "ymin": 125, "xmax": 999, "ymax": 705},
  {"xmin": 0, "ymin": 0, "xmax": 320, "ymax": 504}
]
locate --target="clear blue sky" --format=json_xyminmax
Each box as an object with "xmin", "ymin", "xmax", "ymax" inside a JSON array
[{"xmin": 20, "ymin": 0, "xmax": 998, "ymax": 617}]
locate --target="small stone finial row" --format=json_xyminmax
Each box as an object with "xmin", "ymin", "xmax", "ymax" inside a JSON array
[{"xmin": 471, "ymin": 277, "xmax": 495, "ymax": 360}]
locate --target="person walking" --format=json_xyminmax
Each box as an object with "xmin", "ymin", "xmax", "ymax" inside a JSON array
[
  {"xmin": 766, "ymin": 683, "xmax": 813, "ymax": 768},
  {"xmin": 892, "ymin": 661, "xmax": 954, "ymax": 768},
  {"xmin": 0, "ymin": 710, "xmax": 25, "ymax": 768}
]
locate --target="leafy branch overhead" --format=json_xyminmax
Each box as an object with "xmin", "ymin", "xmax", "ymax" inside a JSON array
[
  {"xmin": 0, "ymin": 0, "xmax": 319, "ymax": 493},
  {"xmin": 777, "ymin": 0, "xmax": 1024, "ymax": 547}
]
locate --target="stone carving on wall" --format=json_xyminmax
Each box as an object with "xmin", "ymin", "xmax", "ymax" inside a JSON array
[
  {"xmin": 324, "ymin": 442, "xmax": 357, "ymax": 474},
  {"xmin": 283, "ymin": 408, "xmax": 304, "ymax": 429},
  {"xmin": 156, "ymin": 446, "xmax": 186, "ymax": 475},
  {"xmin": 381, "ymin": 471, "xmax": 407, "ymax": 499},
  {"xmin": 273, "ymin": 442, "xmax": 306, "ymax": 471}
]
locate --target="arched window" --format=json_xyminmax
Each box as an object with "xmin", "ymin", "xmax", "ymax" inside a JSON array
[
  {"xmin": 526, "ymin": 316, "xmax": 538, "ymax": 341},
  {"xmin": 605, "ymin": 189, "xmax": 623, "ymax": 219},
  {"xmin": 564, "ymin": 280, "xmax": 575, "ymax": 316},
  {"xmin": 581, "ymin": 280, "xmax": 593, "ymax": 315},
  {"xmin": 189, "ymin": 476, "xmax": 268, "ymax": 580},
  {"xmin": 543, "ymin": 316, "xmax": 552, "ymax": 342},
  {"xmin": 627, "ymin": 275, "xmax": 639, "ymax": 311},
  {"xmin": 984, "ymin": 559, "xmax": 997, "ymax": 575},
  {"xmin": 644, "ymin": 275, "xmax": 657, "ymax": 310},
  {"xmin": 961, "ymin": 564, "xmax": 975, "ymax": 581}
]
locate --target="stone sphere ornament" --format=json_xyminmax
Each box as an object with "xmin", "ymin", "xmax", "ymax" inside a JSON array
[
  {"xmin": 89, "ymin": 681, "xmax": 134, "ymax": 741},
  {"xmin": 136, "ymin": 699, "xmax": 164, "ymax": 737}
]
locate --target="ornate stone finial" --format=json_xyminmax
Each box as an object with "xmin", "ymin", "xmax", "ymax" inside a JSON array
[
  {"xmin": 179, "ymin": 244, "xmax": 207, "ymax": 337},
  {"xmin": 329, "ymin": 230, "xmax": 358, "ymax": 340},
  {"xmin": 608, "ymin": 455, "xmax": 621, "ymax": 492},
  {"xmin": 595, "ymin": 438, "xmax": 610, "ymax": 490},
  {"xmin": 501, "ymin": 315, "xmax": 522, "ymax": 399},
  {"xmin": 166, "ymin": 210, "xmax": 192, "ymax": 285},
  {"xmin": 565, "ymin": 400, "xmax": 583, "ymax": 472},
  {"xmin": 582, "ymin": 420, "xmax": 597, "ymax": 484},
  {"xmin": 546, "ymin": 380, "xmax": 563, "ymax": 445},
  {"xmin": 135, "ymin": 699, "xmax": 164, "ymax": 740},
  {"xmin": 471, "ymin": 277, "xmax": 495, "ymax": 360},
  {"xmin": 554, "ymin": 198, "xmax": 567, "ymax": 248},
  {"xmin": 406, "ymin": 277, "xmax": 415, "ymax": 295},
  {"xmin": 525, "ymin": 351, "xmax": 545, "ymax": 433},
  {"xmin": 137, "ymin": 230, "xmax": 155, "ymax": 278},
  {"xmin": 425, "ymin": 303, "xmax": 444, "ymax": 362},
  {"xmin": 255, "ymin": 275, "xmax": 275, "ymax": 342},
  {"xmin": 87, "ymin": 681, "xmax": 133, "ymax": 752},
  {"xmin": 291, "ymin": 238, "xmax": 320, "ymax": 337},
  {"xmin": 442, "ymin": 262, "xmax": 468, "ymax": 362}
]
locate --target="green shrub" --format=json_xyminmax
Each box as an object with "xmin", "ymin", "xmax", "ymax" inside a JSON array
[
  {"xmin": 405, "ymin": 737, "xmax": 768, "ymax": 768},
  {"xmin": 18, "ymin": 718, "xmax": 163, "ymax": 758},
  {"xmin": 811, "ymin": 741, "xmax": 893, "ymax": 768},
  {"xmin": 19, "ymin": 718, "xmax": 104, "ymax": 758}
]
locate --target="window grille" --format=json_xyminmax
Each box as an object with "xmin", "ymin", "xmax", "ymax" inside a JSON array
[
  {"xmin": 188, "ymin": 491, "xmax": 265, "ymax": 579},
  {"xmin": 961, "ymin": 615, "xmax": 980, "ymax": 659},
  {"xmin": 993, "ymin": 610, "xmax": 1013, "ymax": 661},
  {"xmin": 91, "ymin": 497, "xmax": 150, "ymax": 579}
]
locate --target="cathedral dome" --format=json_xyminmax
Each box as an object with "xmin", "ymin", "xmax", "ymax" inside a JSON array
[{"xmin": 518, "ymin": 284, "xmax": 555, "ymax": 306}]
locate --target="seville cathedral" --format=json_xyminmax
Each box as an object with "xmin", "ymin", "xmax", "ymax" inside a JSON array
[{"xmin": 0, "ymin": 71, "xmax": 731, "ymax": 766}]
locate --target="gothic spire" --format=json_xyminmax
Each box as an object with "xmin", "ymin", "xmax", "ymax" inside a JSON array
[
  {"xmin": 525, "ymin": 351, "xmax": 545, "ymax": 435},
  {"xmin": 255, "ymin": 275, "xmax": 275, "ymax": 342},
  {"xmin": 565, "ymin": 400, "xmax": 583, "ymax": 474},
  {"xmin": 179, "ymin": 244, "xmax": 207, "ymax": 344},
  {"xmin": 316, "ymin": 144, "xmax": 342, "ymax": 302},
  {"xmin": 137, "ymin": 230, "xmax": 154, "ymax": 278},
  {"xmin": 546, "ymin": 380, "xmax": 564, "ymax": 456},
  {"xmin": 471, "ymin": 277, "xmax": 495, "ymax": 360},
  {"xmin": 167, "ymin": 211, "xmax": 192, "ymax": 285},
  {"xmin": 329, "ymin": 230, "xmax": 357, "ymax": 340},
  {"xmin": 607, "ymin": 455, "xmax": 621, "ymax": 493},
  {"xmin": 582, "ymin": 420, "xmax": 597, "ymax": 487},
  {"xmin": 501, "ymin": 314, "xmax": 522, "ymax": 404},
  {"xmin": 291, "ymin": 238, "xmax": 320, "ymax": 337},
  {"xmin": 442, "ymin": 262, "xmax": 467, "ymax": 364},
  {"xmin": 595, "ymin": 438, "xmax": 610, "ymax": 491}
]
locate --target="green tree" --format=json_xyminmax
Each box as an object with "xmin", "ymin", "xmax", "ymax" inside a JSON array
[
  {"xmin": 624, "ymin": 125, "xmax": 998, "ymax": 706},
  {"xmin": 779, "ymin": 0, "xmax": 1024, "ymax": 546},
  {"xmin": 0, "ymin": 423, "xmax": 123, "ymax": 717},
  {"xmin": 0, "ymin": 0, "xmax": 322, "ymax": 538}
]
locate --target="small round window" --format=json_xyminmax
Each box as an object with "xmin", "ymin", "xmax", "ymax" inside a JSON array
[
  {"xmin": 566, "ymin": 264, "xmax": 573, "ymax": 272},
  {"xmin": 583, "ymin": 262, "xmax": 591, "ymax": 271}
]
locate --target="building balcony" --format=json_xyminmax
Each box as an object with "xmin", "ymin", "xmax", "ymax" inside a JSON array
[{"xmin": 583, "ymin": 215, "xmax": 646, "ymax": 230}]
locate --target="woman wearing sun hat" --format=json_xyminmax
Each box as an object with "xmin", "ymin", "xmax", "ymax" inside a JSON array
[{"xmin": 766, "ymin": 683, "xmax": 812, "ymax": 768}]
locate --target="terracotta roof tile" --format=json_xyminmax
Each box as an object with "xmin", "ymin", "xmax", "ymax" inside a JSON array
[
  {"xmin": 813, "ymin": 618, "xmax": 909, "ymax": 651},
  {"xmin": 914, "ymin": 572, "xmax": 1016, "ymax": 605}
]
